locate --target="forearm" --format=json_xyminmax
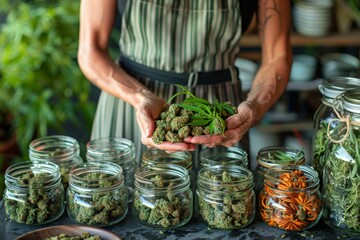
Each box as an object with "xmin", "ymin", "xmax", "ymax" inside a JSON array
[
  {"xmin": 78, "ymin": 48, "xmax": 152, "ymax": 109},
  {"xmin": 246, "ymin": 0, "xmax": 292, "ymax": 121}
]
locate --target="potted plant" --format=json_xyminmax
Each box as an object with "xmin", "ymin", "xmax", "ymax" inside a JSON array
[{"xmin": 0, "ymin": 0, "xmax": 95, "ymax": 156}]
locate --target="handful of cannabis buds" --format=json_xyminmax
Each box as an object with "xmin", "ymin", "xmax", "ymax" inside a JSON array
[{"xmin": 152, "ymin": 85, "xmax": 236, "ymax": 144}]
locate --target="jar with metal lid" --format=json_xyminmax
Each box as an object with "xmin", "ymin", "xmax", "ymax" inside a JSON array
[
  {"xmin": 66, "ymin": 162, "xmax": 128, "ymax": 227},
  {"xmin": 322, "ymin": 90, "xmax": 360, "ymax": 234},
  {"xmin": 195, "ymin": 165, "xmax": 255, "ymax": 230},
  {"xmin": 254, "ymin": 146, "xmax": 305, "ymax": 194},
  {"xmin": 3, "ymin": 160, "xmax": 65, "ymax": 225},
  {"xmin": 312, "ymin": 77, "xmax": 360, "ymax": 179},
  {"xmin": 259, "ymin": 165, "xmax": 322, "ymax": 231},
  {"xmin": 199, "ymin": 146, "xmax": 248, "ymax": 169},
  {"xmin": 133, "ymin": 164, "xmax": 193, "ymax": 229},
  {"xmin": 29, "ymin": 135, "xmax": 83, "ymax": 189},
  {"xmin": 86, "ymin": 137, "xmax": 136, "ymax": 201}
]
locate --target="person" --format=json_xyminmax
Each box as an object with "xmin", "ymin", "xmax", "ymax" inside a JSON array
[{"xmin": 77, "ymin": 0, "xmax": 292, "ymax": 163}]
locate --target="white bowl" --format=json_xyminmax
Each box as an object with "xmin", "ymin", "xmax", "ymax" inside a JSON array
[
  {"xmin": 234, "ymin": 58, "xmax": 258, "ymax": 83},
  {"xmin": 290, "ymin": 55, "xmax": 318, "ymax": 82},
  {"xmin": 321, "ymin": 53, "xmax": 360, "ymax": 79}
]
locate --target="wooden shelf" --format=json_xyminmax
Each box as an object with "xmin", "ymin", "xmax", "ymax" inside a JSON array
[{"xmin": 240, "ymin": 30, "xmax": 360, "ymax": 47}]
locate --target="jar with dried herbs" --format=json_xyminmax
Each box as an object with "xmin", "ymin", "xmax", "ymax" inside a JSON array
[
  {"xmin": 4, "ymin": 161, "xmax": 65, "ymax": 225},
  {"xmin": 67, "ymin": 162, "xmax": 128, "ymax": 227},
  {"xmin": 133, "ymin": 164, "xmax": 193, "ymax": 229},
  {"xmin": 312, "ymin": 77, "xmax": 360, "ymax": 180},
  {"xmin": 322, "ymin": 89, "xmax": 360, "ymax": 234},
  {"xmin": 259, "ymin": 165, "xmax": 322, "ymax": 231},
  {"xmin": 254, "ymin": 146, "xmax": 305, "ymax": 194},
  {"xmin": 199, "ymin": 146, "xmax": 248, "ymax": 169},
  {"xmin": 29, "ymin": 135, "xmax": 83, "ymax": 190},
  {"xmin": 195, "ymin": 165, "xmax": 255, "ymax": 230},
  {"xmin": 86, "ymin": 137, "xmax": 136, "ymax": 202}
]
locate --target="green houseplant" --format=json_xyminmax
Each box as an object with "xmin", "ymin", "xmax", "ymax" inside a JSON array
[{"xmin": 0, "ymin": 0, "xmax": 95, "ymax": 156}]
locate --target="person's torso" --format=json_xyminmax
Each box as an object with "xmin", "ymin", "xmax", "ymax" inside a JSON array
[{"xmin": 118, "ymin": 0, "xmax": 244, "ymax": 72}]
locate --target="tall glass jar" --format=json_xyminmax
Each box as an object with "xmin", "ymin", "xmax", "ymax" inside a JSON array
[
  {"xmin": 141, "ymin": 148, "xmax": 192, "ymax": 170},
  {"xmin": 254, "ymin": 146, "xmax": 305, "ymax": 194},
  {"xmin": 66, "ymin": 162, "xmax": 128, "ymax": 227},
  {"xmin": 195, "ymin": 165, "xmax": 255, "ymax": 230},
  {"xmin": 322, "ymin": 90, "xmax": 360, "ymax": 234},
  {"xmin": 29, "ymin": 135, "xmax": 83, "ymax": 189},
  {"xmin": 259, "ymin": 165, "xmax": 322, "ymax": 231},
  {"xmin": 199, "ymin": 146, "xmax": 248, "ymax": 169},
  {"xmin": 133, "ymin": 164, "xmax": 193, "ymax": 229},
  {"xmin": 312, "ymin": 77, "xmax": 360, "ymax": 179},
  {"xmin": 86, "ymin": 138, "xmax": 136, "ymax": 201},
  {"xmin": 3, "ymin": 161, "xmax": 65, "ymax": 225}
]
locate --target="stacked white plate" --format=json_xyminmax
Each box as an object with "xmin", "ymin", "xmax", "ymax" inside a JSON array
[{"xmin": 293, "ymin": 0, "xmax": 334, "ymax": 37}]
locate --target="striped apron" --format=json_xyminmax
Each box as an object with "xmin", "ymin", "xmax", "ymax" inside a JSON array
[{"xmin": 91, "ymin": 0, "xmax": 250, "ymax": 165}]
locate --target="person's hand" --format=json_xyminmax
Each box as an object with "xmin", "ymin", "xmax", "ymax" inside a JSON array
[
  {"xmin": 183, "ymin": 101, "xmax": 257, "ymax": 148},
  {"xmin": 136, "ymin": 93, "xmax": 196, "ymax": 152}
]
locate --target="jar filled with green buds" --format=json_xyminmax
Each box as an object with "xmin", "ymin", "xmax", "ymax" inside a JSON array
[
  {"xmin": 322, "ymin": 89, "xmax": 360, "ymax": 234},
  {"xmin": 195, "ymin": 165, "xmax": 255, "ymax": 230},
  {"xmin": 86, "ymin": 137, "xmax": 136, "ymax": 202},
  {"xmin": 133, "ymin": 164, "xmax": 193, "ymax": 229},
  {"xmin": 259, "ymin": 165, "xmax": 322, "ymax": 231},
  {"xmin": 254, "ymin": 146, "xmax": 305, "ymax": 194},
  {"xmin": 4, "ymin": 160, "xmax": 65, "ymax": 225},
  {"xmin": 199, "ymin": 146, "xmax": 248, "ymax": 169},
  {"xmin": 312, "ymin": 77, "xmax": 360, "ymax": 180},
  {"xmin": 67, "ymin": 162, "xmax": 128, "ymax": 227},
  {"xmin": 29, "ymin": 135, "xmax": 83, "ymax": 190}
]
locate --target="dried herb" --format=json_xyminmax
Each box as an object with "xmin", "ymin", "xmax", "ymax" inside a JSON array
[
  {"xmin": 312, "ymin": 120, "xmax": 330, "ymax": 179},
  {"xmin": 322, "ymin": 127, "xmax": 360, "ymax": 232},
  {"xmin": 197, "ymin": 171, "xmax": 255, "ymax": 229},
  {"xmin": 133, "ymin": 175, "xmax": 192, "ymax": 228},
  {"xmin": 152, "ymin": 85, "xmax": 236, "ymax": 144},
  {"xmin": 44, "ymin": 232, "xmax": 102, "ymax": 240},
  {"xmin": 259, "ymin": 169, "xmax": 322, "ymax": 231},
  {"xmin": 67, "ymin": 172, "xmax": 127, "ymax": 225},
  {"xmin": 4, "ymin": 171, "xmax": 64, "ymax": 224}
]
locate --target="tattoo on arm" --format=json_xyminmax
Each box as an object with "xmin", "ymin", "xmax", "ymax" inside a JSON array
[{"xmin": 258, "ymin": 0, "xmax": 281, "ymax": 42}]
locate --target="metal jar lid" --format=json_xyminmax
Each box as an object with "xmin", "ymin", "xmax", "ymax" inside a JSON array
[
  {"xmin": 319, "ymin": 77, "xmax": 360, "ymax": 99},
  {"xmin": 343, "ymin": 89, "xmax": 360, "ymax": 114}
]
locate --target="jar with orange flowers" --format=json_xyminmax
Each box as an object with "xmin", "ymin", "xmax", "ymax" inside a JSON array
[{"xmin": 259, "ymin": 165, "xmax": 322, "ymax": 231}]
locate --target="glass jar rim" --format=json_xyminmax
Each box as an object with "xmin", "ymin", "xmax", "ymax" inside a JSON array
[
  {"xmin": 86, "ymin": 137, "xmax": 135, "ymax": 162},
  {"xmin": 199, "ymin": 146, "xmax": 248, "ymax": 166},
  {"xmin": 69, "ymin": 162, "xmax": 124, "ymax": 191},
  {"xmin": 257, "ymin": 145, "xmax": 305, "ymax": 168},
  {"xmin": 134, "ymin": 164, "xmax": 190, "ymax": 194},
  {"xmin": 29, "ymin": 135, "xmax": 80, "ymax": 162},
  {"xmin": 197, "ymin": 165, "xmax": 254, "ymax": 191},
  {"xmin": 5, "ymin": 160, "xmax": 61, "ymax": 190},
  {"xmin": 141, "ymin": 148, "xmax": 192, "ymax": 170},
  {"xmin": 264, "ymin": 165, "xmax": 320, "ymax": 193},
  {"xmin": 320, "ymin": 77, "xmax": 360, "ymax": 99}
]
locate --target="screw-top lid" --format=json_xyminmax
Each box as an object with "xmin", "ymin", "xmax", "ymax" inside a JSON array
[{"xmin": 319, "ymin": 77, "xmax": 360, "ymax": 99}]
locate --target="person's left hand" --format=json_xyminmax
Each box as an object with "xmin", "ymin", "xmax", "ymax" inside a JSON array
[{"xmin": 183, "ymin": 101, "xmax": 257, "ymax": 148}]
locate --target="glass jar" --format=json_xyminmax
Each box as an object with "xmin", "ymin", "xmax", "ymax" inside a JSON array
[
  {"xmin": 322, "ymin": 90, "xmax": 360, "ymax": 234},
  {"xmin": 133, "ymin": 164, "xmax": 193, "ymax": 229},
  {"xmin": 312, "ymin": 77, "xmax": 360, "ymax": 179},
  {"xmin": 259, "ymin": 165, "xmax": 322, "ymax": 231},
  {"xmin": 195, "ymin": 165, "xmax": 255, "ymax": 230},
  {"xmin": 3, "ymin": 161, "xmax": 65, "ymax": 225},
  {"xmin": 199, "ymin": 146, "xmax": 248, "ymax": 169},
  {"xmin": 67, "ymin": 162, "xmax": 128, "ymax": 227},
  {"xmin": 86, "ymin": 137, "xmax": 136, "ymax": 201},
  {"xmin": 29, "ymin": 135, "xmax": 83, "ymax": 189},
  {"xmin": 254, "ymin": 146, "xmax": 305, "ymax": 194}
]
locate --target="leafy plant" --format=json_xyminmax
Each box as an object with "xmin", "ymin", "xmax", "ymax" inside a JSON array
[
  {"xmin": 0, "ymin": 0, "xmax": 95, "ymax": 155},
  {"xmin": 168, "ymin": 85, "xmax": 236, "ymax": 135}
]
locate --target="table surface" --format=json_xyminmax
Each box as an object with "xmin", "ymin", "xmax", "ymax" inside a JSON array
[{"xmin": 1, "ymin": 201, "xmax": 359, "ymax": 240}]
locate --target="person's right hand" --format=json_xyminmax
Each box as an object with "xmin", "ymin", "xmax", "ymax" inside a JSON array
[{"xmin": 135, "ymin": 92, "xmax": 196, "ymax": 152}]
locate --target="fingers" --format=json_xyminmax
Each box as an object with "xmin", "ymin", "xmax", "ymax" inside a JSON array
[{"xmin": 141, "ymin": 136, "xmax": 196, "ymax": 152}]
